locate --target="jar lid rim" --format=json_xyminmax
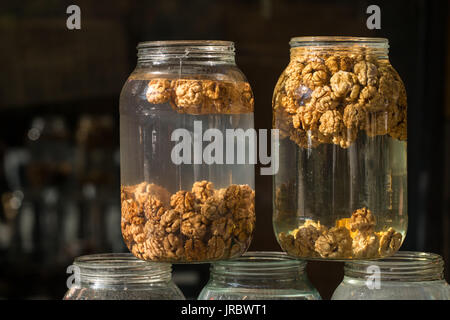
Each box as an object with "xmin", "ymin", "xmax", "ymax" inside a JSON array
[
  {"xmin": 290, "ymin": 36, "xmax": 389, "ymax": 47},
  {"xmin": 137, "ymin": 40, "xmax": 234, "ymax": 49},
  {"xmin": 345, "ymin": 251, "xmax": 443, "ymax": 267},
  {"xmin": 214, "ymin": 251, "xmax": 306, "ymax": 267},
  {"xmin": 74, "ymin": 253, "xmax": 171, "ymax": 269}
]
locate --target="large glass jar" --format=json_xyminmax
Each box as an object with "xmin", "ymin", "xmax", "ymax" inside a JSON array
[
  {"xmin": 273, "ymin": 37, "xmax": 407, "ymax": 260},
  {"xmin": 332, "ymin": 251, "xmax": 450, "ymax": 300},
  {"xmin": 197, "ymin": 251, "xmax": 321, "ymax": 300},
  {"xmin": 63, "ymin": 253, "xmax": 185, "ymax": 300},
  {"xmin": 120, "ymin": 41, "xmax": 255, "ymax": 263}
]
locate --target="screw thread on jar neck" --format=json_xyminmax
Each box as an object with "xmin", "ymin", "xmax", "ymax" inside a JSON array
[
  {"xmin": 210, "ymin": 251, "xmax": 307, "ymax": 283},
  {"xmin": 73, "ymin": 253, "xmax": 173, "ymax": 289},
  {"xmin": 289, "ymin": 36, "xmax": 389, "ymax": 60},
  {"xmin": 137, "ymin": 40, "xmax": 236, "ymax": 66},
  {"xmin": 344, "ymin": 252, "xmax": 445, "ymax": 282}
]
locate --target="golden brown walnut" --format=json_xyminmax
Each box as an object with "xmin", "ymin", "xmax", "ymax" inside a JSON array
[
  {"xmin": 302, "ymin": 61, "xmax": 329, "ymax": 89},
  {"xmin": 278, "ymin": 232, "xmax": 296, "ymax": 256},
  {"xmin": 352, "ymin": 231, "xmax": 380, "ymax": 258},
  {"xmin": 343, "ymin": 103, "xmax": 366, "ymax": 129},
  {"xmin": 325, "ymin": 55, "xmax": 354, "ymax": 73},
  {"xmin": 170, "ymin": 191, "xmax": 196, "ymax": 212},
  {"xmin": 319, "ymin": 110, "xmax": 344, "ymax": 136},
  {"xmin": 350, "ymin": 207, "xmax": 376, "ymax": 233},
  {"xmin": 354, "ymin": 61, "xmax": 378, "ymax": 86},
  {"xmin": 184, "ymin": 239, "xmax": 207, "ymax": 261},
  {"xmin": 211, "ymin": 215, "xmax": 234, "ymax": 240},
  {"xmin": 308, "ymin": 86, "xmax": 339, "ymax": 112},
  {"xmin": 278, "ymin": 208, "xmax": 402, "ymax": 260},
  {"xmin": 192, "ymin": 180, "xmax": 215, "ymax": 203},
  {"xmin": 144, "ymin": 195, "xmax": 166, "ymax": 221},
  {"xmin": 207, "ymin": 236, "xmax": 227, "ymax": 260},
  {"xmin": 173, "ymin": 80, "xmax": 204, "ymax": 108},
  {"xmin": 160, "ymin": 209, "xmax": 181, "ymax": 233},
  {"xmin": 379, "ymin": 227, "xmax": 402, "ymax": 256},
  {"xmin": 315, "ymin": 226, "xmax": 352, "ymax": 258},
  {"xmin": 146, "ymin": 79, "xmax": 172, "ymax": 104},
  {"xmin": 293, "ymin": 221, "xmax": 325, "ymax": 257},
  {"xmin": 238, "ymin": 82, "xmax": 255, "ymax": 111},
  {"xmin": 181, "ymin": 211, "xmax": 207, "ymax": 239},
  {"xmin": 330, "ymin": 71, "xmax": 360, "ymax": 102},
  {"xmin": 274, "ymin": 51, "xmax": 407, "ymax": 149},
  {"xmin": 121, "ymin": 181, "xmax": 254, "ymax": 262}
]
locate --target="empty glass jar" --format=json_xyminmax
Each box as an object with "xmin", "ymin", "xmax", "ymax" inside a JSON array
[
  {"xmin": 332, "ymin": 251, "xmax": 450, "ymax": 300},
  {"xmin": 63, "ymin": 253, "xmax": 185, "ymax": 300},
  {"xmin": 273, "ymin": 37, "xmax": 407, "ymax": 260},
  {"xmin": 198, "ymin": 251, "xmax": 321, "ymax": 300},
  {"xmin": 120, "ymin": 41, "xmax": 255, "ymax": 263}
]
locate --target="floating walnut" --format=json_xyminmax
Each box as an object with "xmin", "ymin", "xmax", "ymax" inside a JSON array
[
  {"xmin": 144, "ymin": 78, "xmax": 254, "ymax": 115},
  {"xmin": 273, "ymin": 48, "xmax": 407, "ymax": 149},
  {"xmin": 121, "ymin": 181, "xmax": 255, "ymax": 262},
  {"xmin": 277, "ymin": 207, "xmax": 403, "ymax": 259}
]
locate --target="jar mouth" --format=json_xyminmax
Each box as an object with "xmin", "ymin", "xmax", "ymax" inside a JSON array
[
  {"xmin": 290, "ymin": 36, "xmax": 389, "ymax": 49},
  {"xmin": 137, "ymin": 40, "xmax": 235, "ymax": 63},
  {"xmin": 74, "ymin": 253, "xmax": 170, "ymax": 269},
  {"xmin": 211, "ymin": 251, "xmax": 306, "ymax": 277},
  {"xmin": 137, "ymin": 40, "xmax": 234, "ymax": 50},
  {"xmin": 344, "ymin": 251, "xmax": 444, "ymax": 282},
  {"xmin": 73, "ymin": 253, "xmax": 172, "ymax": 284}
]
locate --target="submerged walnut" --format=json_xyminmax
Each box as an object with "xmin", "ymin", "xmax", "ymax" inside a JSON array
[
  {"xmin": 308, "ymin": 86, "xmax": 338, "ymax": 112},
  {"xmin": 274, "ymin": 50, "xmax": 407, "ymax": 149},
  {"xmin": 350, "ymin": 207, "xmax": 376, "ymax": 233},
  {"xmin": 145, "ymin": 78, "xmax": 253, "ymax": 115},
  {"xmin": 278, "ymin": 207, "xmax": 403, "ymax": 259},
  {"xmin": 330, "ymin": 71, "xmax": 360, "ymax": 101},
  {"xmin": 302, "ymin": 61, "xmax": 329, "ymax": 89},
  {"xmin": 314, "ymin": 226, "xmax": 352, "ymax": 259},
  {"xmin": 352, "ymin": 231, "xmax": 380, "ymax": 258},
  {"xmin": 146, "ymin": 79, "xmax": 172, "ymax": 104},
  {"xmin": 121, "ymin": 181, "xmax": 255, "ymax": 262},
  {"xmin": 192, "ymin": 180, "xmax": 215, "ymax": 203},
  {"xmin": 319, "ymin": 110, "xmax": 344, "ymax": 136},
  {"xmin": 378, "ymin": 227, "xmax": 403, "ymax": 256},
  {"xmin": 173, "ymin": 80, "xmax": 204, "ymax": 108}
]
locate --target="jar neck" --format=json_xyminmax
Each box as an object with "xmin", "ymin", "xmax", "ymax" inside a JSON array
[
  {"xmin": 345, "ymin": 252, "xmax": 445, "ymax": 282},
  {"xmin": 210, "ymin": 252, "xmax": 307, "ymax": 285},
  {"xmin": 74, "ymin": 253, "xmax": 172, "ymax": 289},
  {"xmin": 289, "ymin": 36, "xmax": 389, "ymax": 60},
  {"xmin": 136, "ymin": 40, "xmax": 236, "ymax": 67}
]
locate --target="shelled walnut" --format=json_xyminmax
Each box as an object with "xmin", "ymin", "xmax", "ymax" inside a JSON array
[
  {"xmin": 277, "ymin": 207, "xmax": 403, "ymax": 259},
  {"xmin": 145, "ymin": 78, "xmax": 254, "ymax": 115},
  {"xmin": 273, "ymin": 49, "xmax": 407, "ymax": 149},
  {"xmin": 121, "ymin": 180, "xmax": 255, "ymax": 262}
]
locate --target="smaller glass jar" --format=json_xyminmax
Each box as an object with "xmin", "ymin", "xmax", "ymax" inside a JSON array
[
  {"xmin": 198, "ymin": 251, "xmax": 321, "ymax": 300},
  {"xmin": 63, "ymin": 253, "xmax": 185, "ymax": 300},
  {"xmin": 332, "ymin": 251, "xmax": 450, "ymax": 300}
]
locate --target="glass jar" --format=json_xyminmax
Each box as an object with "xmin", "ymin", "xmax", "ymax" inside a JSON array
[
  {"xmin": 197, "ymin": 251, "xmax": 321, "ymax": 300},
  {"xmin": 63, "ymin": 253, "xmax": 185, "ymax": 300},
  {"xmin": 120, "ymin": 41, "xmax": 255, "ymax": 263},
  {"xmin": 332, "ymin": 251, "xmax": 450, "ymax": 300},
  {"xmin": 273, "ymin": 37, "xmax": 407, "ymax": 260}
]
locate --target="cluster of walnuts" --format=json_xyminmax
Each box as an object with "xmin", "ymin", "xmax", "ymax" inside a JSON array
[
  {"xmin": 121, "ymin": 180, "xmax": 255, "ymax": 262},
  {"xmin": 278, "ymin": 208, "xmax": 403, "ymax": 259},
  {"xmin": 145, "ymin": 78, "xmax": 254, "ymax": 115},
  {"xmin": 273, "ymin": 50, "xmax": 407, "ymax": 149}
]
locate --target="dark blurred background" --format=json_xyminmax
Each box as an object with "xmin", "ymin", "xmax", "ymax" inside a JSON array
[{"xmin": 0, "ymin": 0, "xmax": 448, "ymax": 300}]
